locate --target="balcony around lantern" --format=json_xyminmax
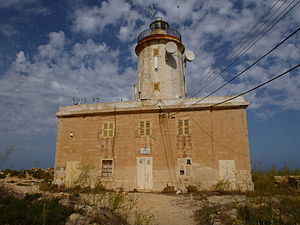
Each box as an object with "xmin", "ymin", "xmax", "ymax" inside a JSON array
[{"xmin": 137, "ymin": 28, "xmax": 182, "ymax": 43}]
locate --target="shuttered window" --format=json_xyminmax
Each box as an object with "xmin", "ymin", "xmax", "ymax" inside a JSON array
[
  {"xmin": 178, "ymin": 119, "xmax": 190, "ymax": 135},
  {"xmin": 102, "ymin": 160, "xmax": 113, "ymax": 176},
  {"xmin": 102, "ymin": 122, "xmax": 115, "ymax": 138},
  {"xmin": 153, "ymin": 82, "xmax": 160, "ymax": 91},
  {"xmin": 178, "ymin": 158, "xmax": 192, "ymax": 177},
  {"xmin": 139, "ymin": 120, "xmax": 151, "ymax": 136}
]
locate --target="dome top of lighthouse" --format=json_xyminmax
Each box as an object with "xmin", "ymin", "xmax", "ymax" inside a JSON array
[
  {"xmin": 149, "ymin": 17, "xmax": 169, "ymax": 30},
  {"xmin": 137, "ymin": 17, "xmax": 181, "ymax": 43}
]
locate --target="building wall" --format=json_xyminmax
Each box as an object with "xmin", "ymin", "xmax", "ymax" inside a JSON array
[
  {"xmin": 136, "ymin": 38, "xmax": 186, "ymax": 100},
  {"xmin": 54, "ymin": 106, "xmax": 253, "ymax": 191}
]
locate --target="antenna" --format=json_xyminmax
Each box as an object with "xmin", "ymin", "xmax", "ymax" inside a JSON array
[
  {"xmin": 177, "ymin": 0, "xmax": 183, "ymax": 28},
  {"xmin": 165, "ymin": 42, "xmax": 177, "ymax": 54}
]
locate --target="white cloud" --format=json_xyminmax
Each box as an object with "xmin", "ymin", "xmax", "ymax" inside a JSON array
[
  {"xmin": 72, "ymin": 0, "xmax": 132, "ymax": 34},
  {"xmin": 0, "ymin": 24, "xmax": 18, "ymax": 37},
  {"xmin": 0, "ymin": 0, "xmax": 36, "ymax": 8},
  {"xmin": 0, "ymin": 0, "xmax": 50, "ymax": 15},
  {"xmin": 0, "ymin": 31, "xmax": 135, "ymax": 139},
  {"xmin": 0, "ymin": 0, "xmax": 300, "ymax": 140}
]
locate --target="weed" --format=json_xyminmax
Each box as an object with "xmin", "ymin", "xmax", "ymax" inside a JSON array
[
  {"xmin": 194, "ymin": 204, "xmax": 239, "ymax": 225},
  {"xmin": 186, "ymin": 185, "xmax": 198, "ymax": 193},
  {"xmin": 237, "ymin": 165, "xmax": 300, "ymax": 224},
  {"xmin": 162, "ymin": 185, "xmax": 175, "ymax": 193}
]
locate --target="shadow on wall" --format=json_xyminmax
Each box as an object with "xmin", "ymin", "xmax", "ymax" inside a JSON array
[{"xmin": 166, "ymin": 53, "xmax": 177, "ymax": 69}]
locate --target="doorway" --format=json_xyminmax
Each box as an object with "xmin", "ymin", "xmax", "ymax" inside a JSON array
[{"xmin": 137, "ymin": 157, "xmax": 153, "ymax": 189}]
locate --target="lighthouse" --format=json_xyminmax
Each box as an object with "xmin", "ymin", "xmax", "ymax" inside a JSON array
[
  {"xmin": 54, "ymin": 17, "xmax": 253, "ymax": 192},
  {"xmin": 133, "ymin": 17, "xmax": 193, "ymax": 100}
]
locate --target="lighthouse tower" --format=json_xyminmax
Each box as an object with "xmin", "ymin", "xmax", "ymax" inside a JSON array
[{"xmin": 133, "ymin": 17, "xmax": 189, "ymax": 100}]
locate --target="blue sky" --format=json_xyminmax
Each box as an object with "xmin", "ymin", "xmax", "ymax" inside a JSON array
[{"xmin": 0, "ymin": 0, "xmax": 299, "ymax": 170}]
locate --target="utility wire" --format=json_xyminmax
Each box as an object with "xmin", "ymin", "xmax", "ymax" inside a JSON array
[
  {"xmin": 174, "ymin": 0, "xmax": 299, "ymax": 111},
  {"xmin": 186, "ymin": 0, "xmax": 298, "ymax": 98},
  {"xmin": 171, "ymin": 25, "xmax": 300, "ymax": 116},
  {"xmin": 226, "ymin": 0, "xmax": 289, "ymax": 63},
  {"xmin": 191, "ymin": 27, "xmax": 299, "ymax": 107},
  {"xmin": 210, "ymin": 63, "xmax": 300, "ymax": 108},
  {"xmin": 186, "ymin": 0, "xmax": 286, "ymax": 97}
]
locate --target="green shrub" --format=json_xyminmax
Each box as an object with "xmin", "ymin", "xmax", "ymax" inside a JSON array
[
  {"xmin": 238, "ymin": 197, "xmax": 300, "ymax": 225},
  {"xmin": 0, "ymin": 194, "xmax": 74, "ymax": 225},
  {"xmin": 29, "ymin": 169, "xmax": 54, "ymax": 182}
]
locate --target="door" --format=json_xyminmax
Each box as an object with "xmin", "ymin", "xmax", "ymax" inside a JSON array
[
  {"xmin": 65, "ymin": 161, "xmax": 79, "ymax": 187},
  {"xmin": 137, "ymin": 157, "xmax": 153, "ymax": 189},
  {"xmin": 218, "ymin": 160, "xmax": 236, "ymax": 189}
]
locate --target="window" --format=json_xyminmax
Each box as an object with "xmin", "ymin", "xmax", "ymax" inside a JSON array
[
  {"xmin": 178, "ymin": 119, "xmax": 190, "ymax": 135},
  {"xmin": 178, "ymin": 158, "xmax": 192, "ymax": 177},
  {"xmin": 102, "ymin": 122, "xmax": 115, "ymax": 138},
  {"xmin": 102, "ymin": 160, "xmax": 113, "ymax": 177},
  {"xmin": 153, "ymin": 48, "xmax": 159, "ymax": 56},
  {"xmin": 153, "ymin": 82, "xmax": 160, "ymax": 91},
  {"xmin": 139, "ymin": 120, "xmax": 151, "ymax": 136}
]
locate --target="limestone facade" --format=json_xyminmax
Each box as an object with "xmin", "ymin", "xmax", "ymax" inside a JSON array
[
  {"xmin": 53, "ymin": 18, "xmax": 253, "ymax": 191},
  {"xmin": 54, "ymin": 97, "xmax": 253, "ymax": 191}
]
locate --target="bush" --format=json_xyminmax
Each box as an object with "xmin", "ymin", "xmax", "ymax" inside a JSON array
[
  {"xmin": 162, "ymin": 185, "xmax": 175, "ymax": 193},
  {"xmin": 238, "ymin": 197, "xmax": 300, "ymax": 225},
  {"xmin": 29, "ymin": 169, "xmax": 54, "ymax": 182},
  {"xmin": 39, "ymin": 183, "xmax": 66, "ymax": 193},
  {"xmin": 0, "ymin": 194, "xmax": 74, "ymax": 225},
  {"xmin": 186, "ymin": 185, "xmax": 198, "ymax": 193},
  {"xmin": 238, "ymin": 165, "xmax": 300, "ymax": 225}
]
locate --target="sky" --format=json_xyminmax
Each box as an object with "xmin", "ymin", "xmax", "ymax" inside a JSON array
[{"xmin": 0, "ymin": 0, "xmax": 299, "ymax": 170}]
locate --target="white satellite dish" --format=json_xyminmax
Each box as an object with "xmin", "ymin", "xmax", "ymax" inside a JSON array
[
  {"xmin": 185, "ymin": 50, "xmax": 195, "ymax": 62},
  {"xmin": 165, "ymin": 42, "xmax": 177, "ymax": 54}
]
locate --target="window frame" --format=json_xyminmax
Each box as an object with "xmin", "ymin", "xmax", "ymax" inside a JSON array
[
  {"xmin": 139, "ymin": 120, "xmax": 152, "ymax": 137},
  {"xmin": 177, "ymin": 118, "xmax": 190, "ymax": 135},
  {"xmin": 178, "ymin": 158, "xmax": 192, "ymax": 177},
  {"xmin": 153, "ymin": 82, "xmax": 160, "ymax": 91},
  {"xmin": 102, "ymin": 122, "xmax": 115, "ymax": 138},
  {"xmin": 101, "ymin": 159, "xmax": 113, "ymax": 177}
]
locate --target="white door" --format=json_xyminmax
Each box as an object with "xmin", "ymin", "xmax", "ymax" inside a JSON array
[
  {"xmin": 218, "ymin": 160, "xmax": 236, "ymax": 189},
  {"xmin": 137, "ymin": 157, "xmax": 153, "ymax": 189}
]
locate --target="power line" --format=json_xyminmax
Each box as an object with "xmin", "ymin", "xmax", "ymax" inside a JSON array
[
  {"xmin": 226, "ymin": 0, "xmax": 289, "ymax": 63},
  {"xmin": 190, "ymin": 26, "xmax": 300, "ymax": 106},
  {"xmin": 186, "ymin": 0, "xmax": 298, "ymax": 98},
  {"xmin": 210, "ymin": 63, "xmax": 300, "ymax": 108},
  {"xmin": 172, "ymin": 1, "xmax": 299, "ymax": 113},
  {"xmin": 186, "ymin": 0, "xmax": 287, "ymax": 97},
  {"xmin": 170, "ymin": 25, "xmax": 300, "ymax": 116}
]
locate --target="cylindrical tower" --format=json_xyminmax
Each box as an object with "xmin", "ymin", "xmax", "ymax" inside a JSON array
[{"xmin": 133, "ymin": 17, "xmax": 186, "ymax": 100}]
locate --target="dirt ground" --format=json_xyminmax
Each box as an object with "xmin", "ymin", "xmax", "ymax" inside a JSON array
[{"xmin": 130, "ymin": 193, "xmax": 200, "ymax": 225}]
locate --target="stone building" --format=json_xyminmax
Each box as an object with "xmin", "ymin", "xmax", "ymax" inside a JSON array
[{"xmin": 53, "ymin": 18, "xmax": 253, "ymax": 191}]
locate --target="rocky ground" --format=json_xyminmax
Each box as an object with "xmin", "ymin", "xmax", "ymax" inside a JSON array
[
  {"xmin": 1, "ymin": 174, "xmax": 244, "ymax": 225},
  {"xmin": 1, "ymin": 170, "xmax": 299, "ymax": 225}
]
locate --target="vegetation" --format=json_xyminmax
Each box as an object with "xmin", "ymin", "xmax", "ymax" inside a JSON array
[
  {"xmin": 0, "ymin": 168, "xmax": 54, "ymax": 182},
  {"xmin": 162, "ymin": 184, "xmax": 175, "ymax": 193},
  {"xmin": 0, "ymin": 193, "xmax": 74, "ymax": 225},
  {"xmin": 194, "ymin": 165, "xmax": 300, "ymax": 225}
]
